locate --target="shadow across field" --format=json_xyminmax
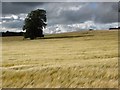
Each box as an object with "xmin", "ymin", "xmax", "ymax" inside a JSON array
[{"xmin": 40, "ymin": 34, "xmax": 94, "ymax": 39}]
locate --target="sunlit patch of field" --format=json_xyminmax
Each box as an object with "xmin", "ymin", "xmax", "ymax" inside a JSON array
[{"xmin": 2, "ymin": 30, "xmax": 118, "ymax": 88}]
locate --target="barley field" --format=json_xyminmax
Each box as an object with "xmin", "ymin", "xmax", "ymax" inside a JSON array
[{"xmin": 1, "ymin": 30, "xmax": 118, "ymax": 88}]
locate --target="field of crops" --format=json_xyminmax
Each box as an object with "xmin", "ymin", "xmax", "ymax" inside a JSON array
[{"xmin": 2, "ymin": 30, "xmax": 118, "ymax": 88}]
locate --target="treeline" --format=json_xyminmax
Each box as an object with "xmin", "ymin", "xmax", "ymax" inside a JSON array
[
  {"xmin": 109, "ymin": 27, "xmax": 120, "ymax": 30},
  {"xmin": 1, "ymin": 31, "xmax": 24, "ymax": 37}
]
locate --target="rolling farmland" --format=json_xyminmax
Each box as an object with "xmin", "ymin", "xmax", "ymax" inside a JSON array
[{"xmin": 2, "ymin": 30, "xmax": 118, "ymax": 88}]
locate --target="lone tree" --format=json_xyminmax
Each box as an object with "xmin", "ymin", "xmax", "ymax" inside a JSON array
[{"xmin": 23, "ymin": 9, "xmax": 47, "ymax": 40}]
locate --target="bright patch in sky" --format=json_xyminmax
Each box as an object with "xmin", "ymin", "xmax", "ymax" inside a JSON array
[
  {"xmin": 12, "ymin": 15, "xmax": 19, "ymax": 20},
  {"xmin": 1, "ymin": 2, "xmax": 119, "ymax": 33}
]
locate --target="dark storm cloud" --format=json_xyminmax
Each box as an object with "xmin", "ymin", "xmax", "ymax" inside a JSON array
[
  {"xmin": 2, "ymin": 2, "xmax": 44, "ymax": 15},
  {"xmin": 118, "ymin": 2, "xmax": 120, "ymax": 23},
  {"xmin": 41, "ymin": 2, "xmax": 87, "ymax": 25},
  {"xmin": 1, "ymin": 2, "xmax": 119, "ymax": 32},
  {"xmin": 2, "ymin": 2, "xmax": 118, "ymax": 23},
  {"xmin": 93, "ymin": 2, "xmax": 118, "ymax": 23},
  {"xmin": 33, "ymin": 2, "xmax": 118, "ymax": 25},
  {"xmin": 46, "ymin": 2, "xmax": 118, "ymax": 24}
]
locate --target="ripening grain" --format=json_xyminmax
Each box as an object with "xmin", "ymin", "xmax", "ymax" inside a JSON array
[{"xmin": 2, "ymin": 30, "xmax": 118, "ymax": 88}]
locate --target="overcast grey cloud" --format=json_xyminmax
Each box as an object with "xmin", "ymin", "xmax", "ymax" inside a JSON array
[
  {"xmin": 1, "ymin": 2, "xmax": 119, "ymax": 33},
  {"xmin": 44, "ymin": 2, "xmax": 118, "ymax": 24},
  {"xmin": 2, "ymin": 2, "xmax": 44, "ymax": 15}
]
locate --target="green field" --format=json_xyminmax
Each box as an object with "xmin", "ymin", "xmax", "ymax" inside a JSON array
[{"xmin": 2, "ymin": 30, "xmax": 118, "ymax": 88}]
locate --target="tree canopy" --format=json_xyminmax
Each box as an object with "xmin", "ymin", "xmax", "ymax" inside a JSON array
[{"xmin": 23, "ymin": 9, "xmax": 47, "ymax": 40}]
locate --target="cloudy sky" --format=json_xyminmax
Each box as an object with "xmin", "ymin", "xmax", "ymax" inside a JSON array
[{"xmin": 1, "ymin": 2, "xmax": 119, "ymax": 33}]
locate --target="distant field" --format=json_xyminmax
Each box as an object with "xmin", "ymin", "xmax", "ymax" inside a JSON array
[{"xmin": 2, "ymin": 30, "xmax": 118, "ymax": 88}]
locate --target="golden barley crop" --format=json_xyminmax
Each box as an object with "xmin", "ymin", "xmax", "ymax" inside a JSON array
[{"xmin": 2, "ymin": 30, "xmax": 118, "ymax": 88}]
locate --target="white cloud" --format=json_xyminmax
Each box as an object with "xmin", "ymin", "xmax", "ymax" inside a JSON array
[
  {"xmin": 60, "ymin": 5, "xmax": 82, "ymax": 11},
  {"xmin": 1, "ymin": 27, "xmax": 22, "ymax": 32},
  {"xmin": 1, "ymin": 2, "xmax": 118, "ymax": 33},
  {"xmin": 1, "ymin": 21, "xmax": 118, "ymax": 33},
  {"xmin": 18, "ymin": 13, "xmax": 27, "ymax": 20},
  {"xmin": 44, "ymin": 21, "xmax": 118, "ymax": 34},
  {"xmin": 2, "ymin": 14, "xmax": 27, "ymax": 22},
  {"xmin": 12, "ymin": 15, "xmax": 19, "ymax": 20}
]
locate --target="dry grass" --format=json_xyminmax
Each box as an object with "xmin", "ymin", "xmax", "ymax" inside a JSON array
[{"xmin": 2, "ymin": 30, "xmax": 118, "ymax": 88}]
